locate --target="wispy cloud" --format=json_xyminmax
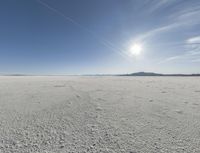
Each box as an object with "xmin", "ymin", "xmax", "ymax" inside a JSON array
[
  {"xmin": 191, "ymin": 58, "xmax": 200, "ymax": 62},
  {"xmin": 36, "ymin": 0, "xmax": 133, "ymax": 63},
  {"xmin": 135, "ymin": 23, "xmax": 180, "ymax": 42},
  {"xmin": 135, "ymin": 1, "xmax": 200, "ymax": 42},
  {"xmin": 160, "ymin": 36, "xmax": 200, "ymax": 63},
  {"xmin": 187, "ymin": 36, "xmax": 200, "ymax": 44},
  {"xmin": 170, "ymin": 4, "xmax": 200, "ymax": 21},
  {"xmin": 147, "ymin": 0, "xmax": 177, "ymax": 14},
  {"xmin": 130, "ymin": 1, "xmax": 200, "ymax": 67}
]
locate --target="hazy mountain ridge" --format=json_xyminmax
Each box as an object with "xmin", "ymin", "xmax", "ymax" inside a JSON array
[{"xmin": 121, "ymin": 72, "xmax": 200, "ymax": 76}]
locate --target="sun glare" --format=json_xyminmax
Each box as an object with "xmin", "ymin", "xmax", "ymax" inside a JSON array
[{"xmin": 129, "ymin": 43, "xmax": 142, "ymax": 56}]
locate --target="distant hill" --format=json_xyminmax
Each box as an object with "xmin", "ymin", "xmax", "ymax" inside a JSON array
[{"xmin": 120, "ymin": 72, "xmax": 200, "ymax": 76}]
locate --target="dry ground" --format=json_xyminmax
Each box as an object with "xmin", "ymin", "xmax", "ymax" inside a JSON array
[{"xmin": 0, "ymin": 76, "xmax": 200, "ymax": 153}]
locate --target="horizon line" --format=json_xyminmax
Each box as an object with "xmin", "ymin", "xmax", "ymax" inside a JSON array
[{"xmin": 1, "ymin": 72, "xmax": 200, "ymax": 76}]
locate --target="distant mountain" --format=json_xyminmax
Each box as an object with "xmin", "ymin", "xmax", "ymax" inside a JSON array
[
  {"xmin": 125, "ymin": 72, "xmax": 163, "ymax": 76},
  {"xmin": 120, "ymin": 72, "xmax": 200, "ymax": 76}
]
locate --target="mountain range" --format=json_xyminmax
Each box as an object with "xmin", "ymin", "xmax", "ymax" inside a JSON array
[{"xmin": 120, "ymin": 72, "xmax": 200, "ymax": 76}]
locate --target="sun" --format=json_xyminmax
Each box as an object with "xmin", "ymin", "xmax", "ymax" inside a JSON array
[{"xmin": 129, "ymin": 43, "xmax": 142, "ymax": 56}]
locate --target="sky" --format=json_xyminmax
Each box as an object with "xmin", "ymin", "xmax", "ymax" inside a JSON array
[{"xmin": 0, "ymin": 0, "xmax": 200, "ymax": 75}]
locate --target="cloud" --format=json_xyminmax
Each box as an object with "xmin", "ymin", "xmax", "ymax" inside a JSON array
[
  {"xmin": 135, "ymin": 23, "xmax": 180, "ymax": 42},
  {"xmin": 133, "ymin": 1, "xmax": 200, "ymax": 65},
  {"xmin": 170, "ymin": 4, "xmax": 200, "ymax": 21},
  {"xmin": 191, "ymin": 58, "xmax": 200, "ymax": 62},
  {"xmin": 187, "ymin": 36, "xmax": 200, "ymax": 44},
  {"xmin": 135, "ymin": 1, "xmax": 200, "ymax": 42},
  {"xmin": 160, "ymin": 52, "xmax": 200, "ymax": 64},
  {"xmin": 36, "ymin": 0, "xmax": 132, "ymax": 63},
  {"xmin": 160, "ymin": 36, "xmax": 200, "ymax": 63},
  {"xmin": 146, "ymin": 0, "xmax": 177, "ymax": 14}
]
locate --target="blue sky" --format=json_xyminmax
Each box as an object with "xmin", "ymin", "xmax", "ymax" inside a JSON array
[{"xmin": 0, "ymin": 0, "xmax": 200, "ymax": 74}]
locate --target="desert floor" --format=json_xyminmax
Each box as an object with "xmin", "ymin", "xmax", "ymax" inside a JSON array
[{"xmin": 0, "ymin": 76, "xmax": 200, "ymax": 153}]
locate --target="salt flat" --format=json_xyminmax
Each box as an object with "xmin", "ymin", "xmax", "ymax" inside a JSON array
[{"xmin": 0, "ymin": 76, "xmax": 200, "ymax": 153}]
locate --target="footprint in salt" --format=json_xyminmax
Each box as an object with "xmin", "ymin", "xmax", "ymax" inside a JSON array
[
  {"xmin": 95, "ymin": 107, "xmax": 102, "ymax": 111},
  {"xmin": 175, "ymin": 109, "xmax": 183, "ymax": 114}
]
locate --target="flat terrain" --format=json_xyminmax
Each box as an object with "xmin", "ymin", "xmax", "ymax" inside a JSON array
[{"xmin": 0, "ymin": 76, "xmax": 200, "ymax": 153}]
